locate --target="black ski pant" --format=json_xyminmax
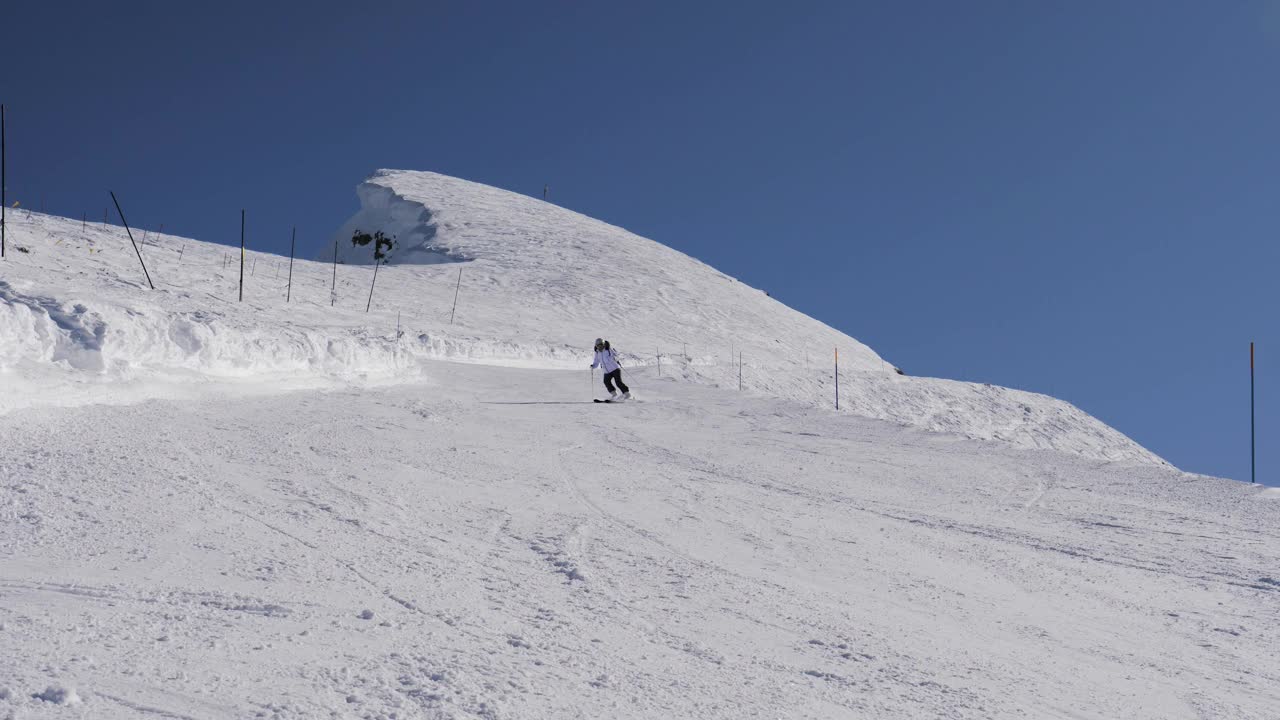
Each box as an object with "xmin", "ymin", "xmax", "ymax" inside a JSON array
[{"xmin": 603, "ymin": 369, "xmax": 629, "ymax": 394}]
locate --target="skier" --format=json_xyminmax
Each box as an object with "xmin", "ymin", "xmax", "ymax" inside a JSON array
[{"xmin": 591, "ymin": 338, "xmax": 631, "ymax": 401}]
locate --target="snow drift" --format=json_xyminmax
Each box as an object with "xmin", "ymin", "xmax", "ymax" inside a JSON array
[{"xmin": 0, "ymin": 170, "xmax": 1163, "ymax": 464}]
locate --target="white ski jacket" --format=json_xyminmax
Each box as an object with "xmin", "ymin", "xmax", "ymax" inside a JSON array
[{"xmin": 591, "ymin": 348, "xmax": 621, "ymax": 374}]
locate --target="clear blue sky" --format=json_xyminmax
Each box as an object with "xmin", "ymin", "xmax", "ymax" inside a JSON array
[{"xmin": 2, "ymin": 1, "xmax": 1276, "ymax": 481}]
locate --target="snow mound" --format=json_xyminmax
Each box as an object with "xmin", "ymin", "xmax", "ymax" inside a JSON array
[
  {"xmin": 0, "ymin": 171, "xmax": 1164, "ymax": 465},
  {"xmin": 32, "ymin": 685, "xmax": 80, "ymax": 705},
  {"xmin": 323, "ymin": 179, "xmax": 469, "ymax": 265}
]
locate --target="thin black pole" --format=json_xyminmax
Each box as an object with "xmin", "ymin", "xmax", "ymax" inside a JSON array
[
  {"xmin": 2, "ymin": 103, "xmax": 6, "ymax": 259},
  {"xmin": 238, "ymin": 210, "xmax": 245, "ymax": 302},
  {"xmin": 330, "ymin": 238, "xmax": 338, "ymax": 306},
  {"xmin": 286, "ymin": 227, "xmax": 295, "ymax": 302},
  {"xmin": 834, "ymin": 347, "xmax": 839, "ymax": 410},
  {"xmin": 366, "ymin": 259, "xmax": 381, "ymax": 312},
  {"xmin": 1251, "ymin": 342, "xmax": 1256, "ymax": 485},
  {"xmin": 449, "ymin": 266, "xmax": 463, "ymax": 324},
  {"xmin": 108, "ymin": 191, "xmax": 154, "ymax": 289}
]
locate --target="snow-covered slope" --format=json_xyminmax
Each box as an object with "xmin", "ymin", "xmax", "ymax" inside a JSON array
[
  {"xmin": 1, "ymin": 363, "xmax": 1275, "ymax": 719},
  {"xmin": 3, "ymin": 172, "xmax": 1276, "ymax": 719},
  {"xmin": 0, "ymin": 170, "xmax": 1160, "ymax": 464}
]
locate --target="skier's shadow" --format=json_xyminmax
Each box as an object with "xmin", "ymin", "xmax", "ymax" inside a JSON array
[{"xmin": 480, "ymin": 401, "xmax": 592, "ymax": 405}]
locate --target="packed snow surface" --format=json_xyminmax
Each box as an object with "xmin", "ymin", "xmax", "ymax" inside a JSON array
[
  {"xmin": 0, "ymin": 170, "xmax": 1162, "ymax": 464},
  {"xmin": 1, "ymin": 364, "xmax": 1276, "ymax": 719}
]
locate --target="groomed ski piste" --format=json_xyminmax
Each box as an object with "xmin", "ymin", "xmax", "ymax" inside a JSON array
[{"xmin": 1, "ymin": 171, "xmax": 1276, "ymax": 718}]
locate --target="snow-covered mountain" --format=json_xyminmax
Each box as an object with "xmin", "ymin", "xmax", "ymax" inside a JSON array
[
  {"xmin": 2, "ymin": 170, "xmax": 1160, "ymax": 463},
  {"xmin": 2, "ymin": 172, "xmax": 1278, "ymax": 719}
]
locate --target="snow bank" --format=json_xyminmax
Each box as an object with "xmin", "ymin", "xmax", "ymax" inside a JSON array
[{"xmin": 0, "ymin": 172, "xmax": 1165, "ymax": 465}]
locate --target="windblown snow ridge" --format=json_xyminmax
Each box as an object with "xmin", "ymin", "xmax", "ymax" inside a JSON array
[{"xmin": 324, "ymin": 181, "xmax": 470, "ymax": 266}]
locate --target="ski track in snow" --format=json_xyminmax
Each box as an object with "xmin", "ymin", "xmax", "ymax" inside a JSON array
[{"xmin": 1, "ymin": 362, "xmax": 1276, "ymax": 719}]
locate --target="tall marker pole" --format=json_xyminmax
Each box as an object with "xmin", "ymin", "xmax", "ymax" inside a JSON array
[
  {"xmin": 286, "ymin": 227, "xmax": 295, "ymax": 302},
  {"xmin": 238, "ymin": 210, "xmax": 245, "ymax": 302},
  {"xmin": 1251, "ymin": 342, "xmax": 1256, "ymax": 485},
  {"xmin": 330, "ymin": 238, "xmax": 338, "ymax": 306},
  {"xmin": 109, "ymin": 191, "xmax": 154, "ymax": 289},
  {"xmin": 2, "ymin": 103, "xmax": 6, "ymax": 259},
  {"xmin": 366, "ymin": 259, "xmax": 381, "ymax": 312},
  {"xmin": 449, "ymin": 266, "xmax": 463, "ymax": 325},
  {"xmin": 835, "ymin": 347, "xmax": 840, "ymax": 410}
]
